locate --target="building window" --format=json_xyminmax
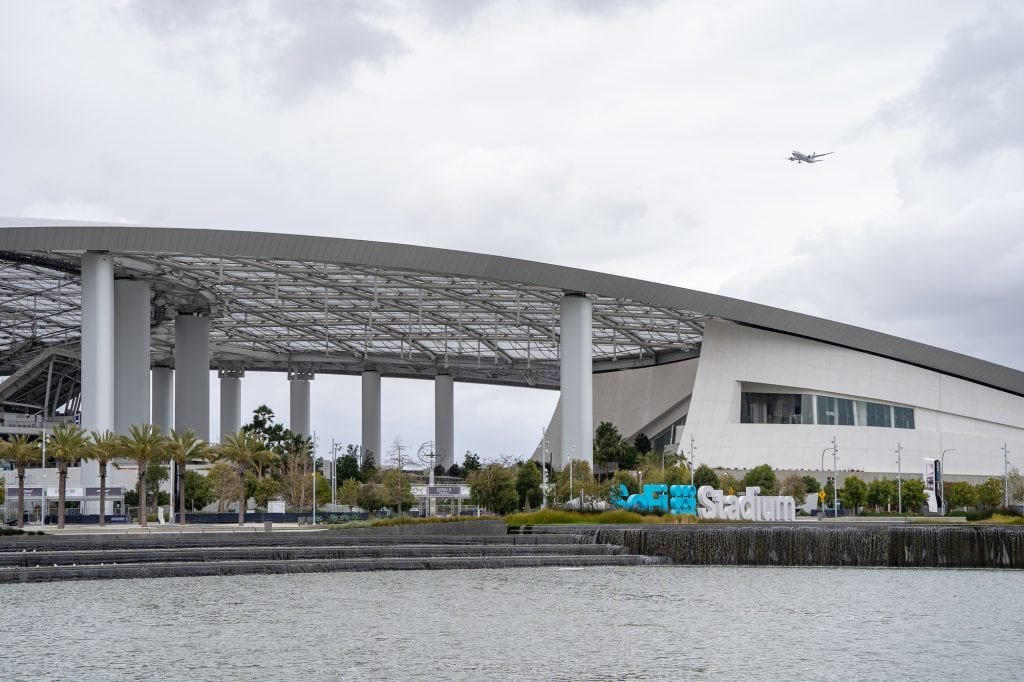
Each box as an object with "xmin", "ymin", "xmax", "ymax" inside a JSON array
[
  {"xmin": 893, "ymin": 406, "xmax": 915, "ymax": 429},
  {"xmin": 862, "ymin": 401, "xmax": 892, "ymax": 428},
  {"xmin": 741, "ymin": 393, "xmax": 807, "ymax": 424},
  {"xmin": 741, "ymin": 389, "xmax": 913, "ymax": 429}
]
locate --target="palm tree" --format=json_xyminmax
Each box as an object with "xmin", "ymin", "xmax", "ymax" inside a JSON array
[
  {"xmin": 87, "ymin": 430, "xmax": 120, "ymax": 527},
  {"xmin": 166, "ymin": 428, "xmax": 209, "ymax": 525},
  {"xmin": 118, "ymin": 423, "xmax": 166, "ymax": 527},
  {"xmin": 215, "ymin": 430, "xmax": 272, "ymax": 526},
  {"xmin": 48, "ymin": 424, "xmax": 89, "ymax": 529},
  {"xmin": 2, "ymin": 435, "xmax": 41, "ymax": 528}
]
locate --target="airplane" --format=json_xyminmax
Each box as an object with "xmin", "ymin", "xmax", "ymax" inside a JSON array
[{"xmin": 788, "ymin": 150, "xmax": 833, "ymax": 163}]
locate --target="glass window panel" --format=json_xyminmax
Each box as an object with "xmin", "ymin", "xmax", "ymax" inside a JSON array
[
  {"xmin": 865, "ymin": 402, "xmax": 892, "ymax": 427},
  {"xmin": 893, "ymin": 406, "xmax": 915, "ymax": 429},
  {"xmin": 741, "ymin": 393, "xmax": 804, "ymax": 424},
  {"xmin": 837, "ymin": 398, "xmax": 855, "ymax": 426},
  {"xmin": 816, "ymin": 395, "xmax": 835, "ymax": 425},
  {"xmin": 801, "ymin": 394, "xmax": 815, "ymax": 424}
]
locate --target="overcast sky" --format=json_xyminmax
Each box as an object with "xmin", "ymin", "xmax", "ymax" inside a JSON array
[{"xmin": 2, "ymin": 1, "xmax": 1022, "ymax": 462}]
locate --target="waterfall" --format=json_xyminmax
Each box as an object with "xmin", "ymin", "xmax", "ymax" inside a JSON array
[{"xmin": 598, "ymin": 525, "xmax": 1024, "ymax": 568}]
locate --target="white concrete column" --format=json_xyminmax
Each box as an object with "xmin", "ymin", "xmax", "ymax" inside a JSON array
[
  {"xmin": 80, "ymin": 252, "xmax": 115, "ymax": 489},
  {"xmin": 289, "ymin": 371, "xmax": 313, "ymax": 438},
  {"xmin": 362, "ymin": 370, "xmax": 381, "ymax": 468},
  {"xmin": 219, "ymin": 370, "xmax": 244, "ymax": 442},
  {"xmin": 114, "ymin": 279, "xmax": 151, "ymax": 434},
  {"xmin": 151, "ymin": 367, "xmax": 174, "ymax": 434},
  {"xmin": 174, "ymin": 314, "xmax": 210, "ymax": 441},
  {"xmin": 435, "ymin": 372, "xmax": 455, "ymax": 470},
  {"xmin": 559, "ymin": 293, "xmax": 593, "ymax": 468}
]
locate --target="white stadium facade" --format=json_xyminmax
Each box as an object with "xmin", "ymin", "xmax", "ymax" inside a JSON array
[{"xmin": 2, "ymin": 218, "xmax": 1023, "ymax": 503}]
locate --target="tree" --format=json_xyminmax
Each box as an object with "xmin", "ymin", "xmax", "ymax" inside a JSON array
[
  {"xmin": 742, "ymin": 464, "xmax": 778, "ymax": 496},
  {"xmin": 446, "ymin": 463, "xmax": 465, "ymax": 478},
  {"xmin": 610, "ymin": 469, "xmax": 639, "ymax": 496},
  {"xmin": 379, "ymin": 468, "xmax": 413, "ymax": 512},
  {"xmin": 48, "ymin": 423, "xmax": 89, "ymax": 528},
  {"xmin": 802, "ymin": 475, "xmax": 821, "ymax": 494},
  {"xmin": 692, "ymin": 464, "xmax": 720, "ymax": 489},
  {"xmin": 469, "ymin": 463, "xmax": 518, "ymax": 514},
  {"xmin": 824, "ymin": 478, "xmax": 837, "ymax": 506},
  {"xmin": 184, "ymin": 470, "xmax": 215, "ymax": 512},
  {"xmin": 215, "ymin": 430, "xmax": 273, "ymax": 525},
  {"xmin": 633, "ymin": 432, "xmax": 652, "ymax": 455},
  {"xmin": 839, "ymin": 476, "xmax": 868, "ymax": 515},
  {"xmin": 976, "ymin": 478, "xmax": 1004, "ymax": 509},
  {"xmin": 165, "ymin": 429, "xmax": 210, "ymax": 525},
  {"xmin": 900, "ymin": 478, "xmax": 927, "ymax": 513},
  {"xmin": 87, "ymin": 430, "xmax": 119, "ymax": 527},
  {"xmin": 463, "ymin": 451, "xmax": 482, "ymax": 473},
  {"xmin": 515, "ymin": 461, "xmax": 542, "ymax": 510},
  {"xmin": 356, "ymin": 482, "xmax": 386, "ymax": 515},
  {"xmin": 781, "ymin": 474, "xmax": 808, "ymax": 502},
  {"xmin": 1007, "ymin": 466, "xmax": 1024, "ymax": 505},
  {"xmin": 314, "ymin": 471, "xmax": 333, "ymax": 507},
  {"xmin": 146, "ymin": 463, "xmax": 170, "ymax": 509},
  {"xmin": 594, "ymin": 421, "xmax": 630, "ymax": 468},
  {"xmin": 118, "ymin": 423, "xmax": 167, "ymax": 527},
  {"xmin": 252, "ymin": 477, "xmax": 282, "ymax": 509},
  {"xmin": 946, "ymin": 481, "xmax": 976, "ymax": 511},
  {"xmin": 554, "ymin": 459, "xmax": 601, "ymax": 507},
  {"xmin": 281, "ymin": 441, "xmax": 313, "ymax": 510},
  {"xmin": 338, "ymin": 477, "xmax": 361, "ymax": 507},
  {"xmin": 206, "ymin": 461, "xmax": 240, "ymax": 512},
  {"xmin": 336, "ymin": 449, "xmax": 361, "ymax": 483},
  {"xmin": 867, "ymin": 479, "xmax": 896, "ymax": 512},
  {"xmin": 719, "ymin": 472, "xmax": 741, "ymax": 496},
  {"xmin": 360, "ymin": 446, "xmax": 377, "ymax": 481},
  {"xmin": 2, "ymin": 434, "xmax": 40, "ymax": 528}
]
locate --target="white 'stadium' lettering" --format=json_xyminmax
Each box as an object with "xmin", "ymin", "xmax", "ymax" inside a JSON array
[{"xmin": 696, "ymin": 486, "xmax": 796, "ymax": 522}]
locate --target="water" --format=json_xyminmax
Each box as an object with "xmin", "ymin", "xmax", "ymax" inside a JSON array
[{"xmin": 2, "ymin": 566, "xmax": 1021, "ymax": 681}]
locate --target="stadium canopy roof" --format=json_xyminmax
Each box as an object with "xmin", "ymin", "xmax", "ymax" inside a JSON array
[{"xmin": 2, "ymin": 218, "xmax": 1023, "ymax": 396}]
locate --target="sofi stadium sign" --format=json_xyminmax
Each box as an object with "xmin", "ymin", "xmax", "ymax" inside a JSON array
[{"xmin": 609, "ymin": 484, "xmax": 796, "ymax": 521}]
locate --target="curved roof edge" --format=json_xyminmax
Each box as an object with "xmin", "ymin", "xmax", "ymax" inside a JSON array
[{"xmin": 2, "ymin": 219, "xmax": 1023, "ymax": 397}]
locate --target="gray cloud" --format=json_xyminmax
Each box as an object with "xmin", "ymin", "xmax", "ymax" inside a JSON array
[
  {"xmin": 125, "ymin": 0, "xmax": 404, "ymax": 101},
  {"xmin": 875, "ymin": 6, "xmax": 1024, "ymax": 163}
]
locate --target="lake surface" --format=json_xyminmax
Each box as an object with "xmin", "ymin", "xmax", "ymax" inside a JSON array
[{"xmin": 2, "ymin": 566, "xmax": 1022, "ymax": 680}]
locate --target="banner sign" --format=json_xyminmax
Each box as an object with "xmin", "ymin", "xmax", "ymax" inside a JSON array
[
  {"xmin": 411, "ymin": 484, "xmax": 471, "ymax": 499},
  {"xmin": 85, "ymin": 487, "xmax": 124, "ymax": 497},
  {"xmin": 610, "ymin": 484, "xmax": 796, "ymax": 521}
]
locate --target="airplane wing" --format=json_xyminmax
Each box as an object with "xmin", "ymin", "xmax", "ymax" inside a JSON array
[{"xmin": 812, "ymin": 151, "xmax": 834, "ymax": 158}]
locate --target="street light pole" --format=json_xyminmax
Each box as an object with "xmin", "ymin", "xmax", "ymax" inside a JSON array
[
  {"xmin": 821, "ymin": 447, "xmax": 831, "ymax": 518},
  {"xmin": 541, "ymin": 430, "xmax": 549, "ymax": 510},
  {"xmin": 896, "ymin": 442, "xmax": 903, "ymax": 515},
  {"xmin": 40, "ymin": 429, "xmax": 47, "ymax": 528},
  {"xmin": 832, "ymin": 436, "xmax": 839, "ymax": 518},
  {"xmin": 689, "ymin": 434, "xmax": 696, "ymax": 487},
  {"xmin": 1003, "ymin": 443, "xmax": 1010, "ymax": 508},
  {"xmin": 940, "ymin": 448, "xmax": 956, "ymax": 515},
  {"xmin": 568, "ymin": 445, "xmax": 575, "ymax": 501}
]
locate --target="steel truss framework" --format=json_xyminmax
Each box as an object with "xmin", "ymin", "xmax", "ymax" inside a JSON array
[{"xmin": 0, "ymin": 250, "xmax": 708, "ymax": 391}]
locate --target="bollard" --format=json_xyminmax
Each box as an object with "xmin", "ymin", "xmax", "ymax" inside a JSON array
[{"xmin": 264, "ymin": 520, "xmax": 272, "ymax": 533}]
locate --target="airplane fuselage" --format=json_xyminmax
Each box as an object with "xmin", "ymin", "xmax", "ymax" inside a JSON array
[{"xmin": 788, "ymin": 150, "xmax": 830, "ymax": 163}]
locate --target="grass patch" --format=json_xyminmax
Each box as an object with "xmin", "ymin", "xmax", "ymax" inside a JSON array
[
  {"xmin": 989, "ymin": 514, "xmax": 1024, "ymax": 525},
  {"xmin": 326, "ymin": 516, "xmax": 499, "ymax": 529}
]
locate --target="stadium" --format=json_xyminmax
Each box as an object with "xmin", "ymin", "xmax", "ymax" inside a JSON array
[{"xmin": 1, "ymin": 218, "xmax": 1022, "ymax": 506}]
